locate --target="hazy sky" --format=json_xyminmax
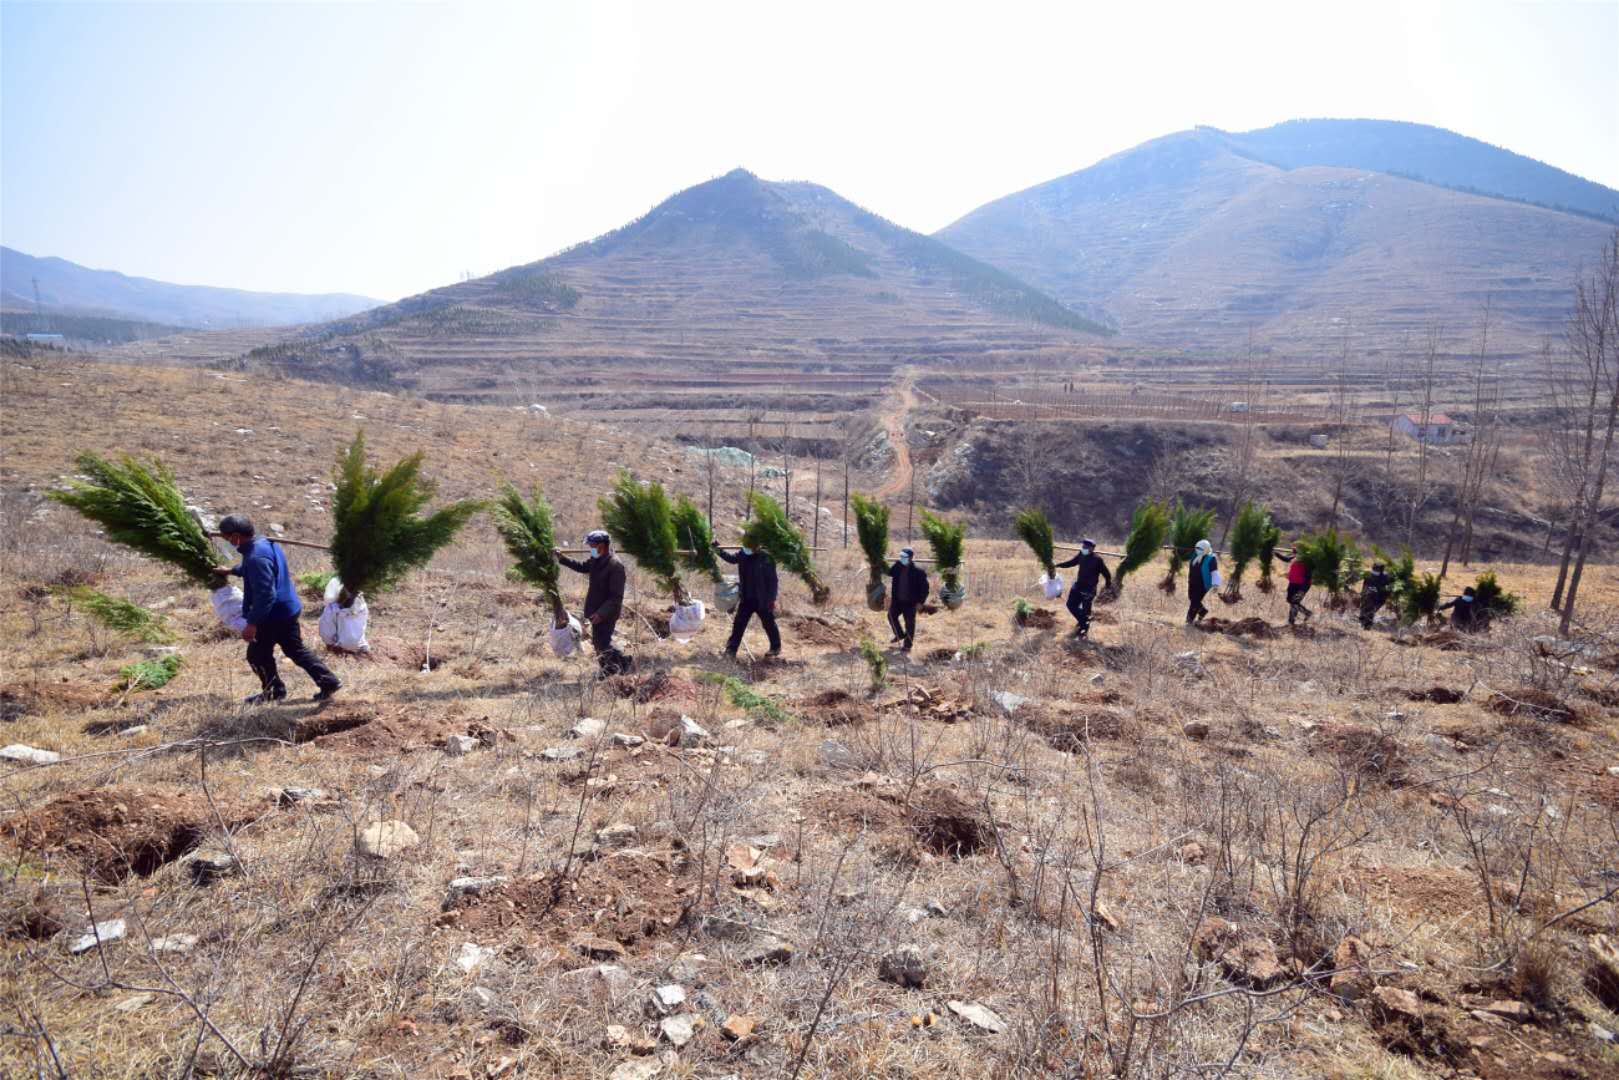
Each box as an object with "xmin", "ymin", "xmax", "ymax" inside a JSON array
[{"xmin": 4, "ymin": 0, "xmax": 1616, "ymax": 301}]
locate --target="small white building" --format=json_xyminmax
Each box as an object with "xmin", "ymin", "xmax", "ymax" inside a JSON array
[{"xmin": 1393, "ymin": 412, "xmax": 1461, "ymax": 444}]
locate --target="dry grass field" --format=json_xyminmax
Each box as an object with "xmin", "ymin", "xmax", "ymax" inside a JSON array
[{"xmin": 3, "ymin": 359, "xmax": 1618, "ymax": 1078}]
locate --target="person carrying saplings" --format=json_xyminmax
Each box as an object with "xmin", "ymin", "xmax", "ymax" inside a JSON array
[
  {"xmin": 715, "ymin": 540, "xmax": 781, "ymax": 658},
  {"xmin": 1438, "ymin": 586, "xmax": 1481, "ymax": 632},
  {"xmin": 1054, "ymin": 537, "xmax": 1111, "ymax": 639},
  {"xmin": 1186, "ymin": 539, "xmax": 1218, "ymax": 625},
  {"xmin": 216, "ymin": 514, "xmax": 341, "ymax": 704},
  {"xmin": 556, "ymin": 529, "xmax": 630, "ymax": 674},
  {"xmin": 1360, "ymin": 562, "xmax": 1394, "ymax": 629},
  {"xmin": 887, "ymin": 547, "xmax": 930, "ymax": 652},
  {"xmin": 1277, "ymin": 550, "xmax": 1313, "ymax": 625}
]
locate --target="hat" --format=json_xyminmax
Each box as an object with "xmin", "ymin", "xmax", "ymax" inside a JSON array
[
  {"xmin": 1080, "ymin": 537, "xmax": 1096, "ymax": 548},
  {"xmin": 219, "ymin": 514, "xmax": 255, "ymax": 537},
  {"xmin": 899, "ymin": 547, "xmax": 914, "ymax": 559},
  {"xmin": 585, "ymin": 529, "xmax": 610, "ymax": 546},
  {"xmin": 1195, "ymin": 539, "xmax": 1212, "ymax": 554}
]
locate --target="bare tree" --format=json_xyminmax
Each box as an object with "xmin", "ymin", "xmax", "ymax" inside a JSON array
[
  {"xmin": 1440, "ymin": 299, "xmax": 1505, "ymax": 575},
  {"xmin": 1326, "ymin": 326, "xmax": 1357, "ymax": 529},
  {"xmin": 1404, "ymin": 326, "xmax": 1443, "ymax": 548},
  {"xmin": 1549, "ymin": 229, "xmax": 1619, "ymax": 635},
  {"xmin": 1218, "ymin": 327, "xmax": 1264, "ymax": 546}
]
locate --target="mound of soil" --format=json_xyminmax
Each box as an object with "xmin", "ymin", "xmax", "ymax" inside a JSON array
[
  {"xmin": 1022, "ymin": 707, "xmax": 1129, "ymax": 753},
  {"xmin": 624, "ymin": 605, "xmax": 672, "ymax": 639},
  {"xmin": 799, "ymin": 688, "xmax": 874, "ymax": 727},
  {"xmin": 291, "ymin": 704, "xmax": 479, "ymax": 752},
  {"xmin": 3, "ymin": 786, "xmax": 250, "ymax": 883},
  {"xmin": 807, "ymin": 782, "xmax": 991, "ymax": 859},
  {"xmin": 2, "ymin": 682, "xmax": 112, "ymax": 720},
  {"xmin": 1197, "ymin": 616, "xmax": 1275, "ymax": 639},
  {"xmin": 441, "ymin": 849, "xmax": 691, "ymax": 953},
  {"xmin": 788, "ymin": 614, "xmax": 854, "ymax": 648},
  {"xmin": 1407, "ymin": 686, "xmax": 1465, "ymax": 704},
  {"xmin": 1485, "ymin": 687, "xmax": 1584, "ymax": 725},
  {"xmin": 1013, "ymin": 607, "xmax": 1058, "ymax": 630},
  {"xmin": 1316, "ymin": 725, "xmax": 1406, "ymax": 785},
  {"xmin": 609, "ymin": 669, "xmax": 700, "ymax": 705}
]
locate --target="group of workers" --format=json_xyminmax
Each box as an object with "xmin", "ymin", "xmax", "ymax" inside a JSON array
[{"xmin": 212, "ymin": 512, "xmax": 1495, "ymax": 701}]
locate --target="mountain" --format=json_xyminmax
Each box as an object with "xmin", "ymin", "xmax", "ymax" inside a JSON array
[
  {"xmin": 937, "ymin": 123, "xmax": 1617, "ymax": 355},
  {"xmin": 1, "ymin": 246, "xmax": 379, "ymax": 331},
  {"xmin": 248, "ymin": 168, "xmax": 1108, "ymax": 400}
]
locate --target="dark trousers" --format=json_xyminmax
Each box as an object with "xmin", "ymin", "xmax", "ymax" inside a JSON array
[
  {"xmin": 590, "ymin": 616, "xmax": 630, "ymax": 674},
  {"xmin": 888, "ymin": 604, "xmax": 917, "ymax": 649},
  {"xmin": 1067, "ymin": 587, "xmax": 1095, "ymax": 636},
  {"xmin": 1187, "ymin": 585, "xmax": 1209, "ymax": 624},
  {"xmin": 1286, "ymin": 583, "xmax": 1312, "ymax": 623},
  {"xmin": 1359, "ymin": 591, "xmax": 1387, "ymax": 628},
  {"xmin": 726, "ymin": 600, "xmax": 781, "ymax": 654},
  {"xmin": 247, "ymin": 617, "xmax": 338, "ymax": 697}
]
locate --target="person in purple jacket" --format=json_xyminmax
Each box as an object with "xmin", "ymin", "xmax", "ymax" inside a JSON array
[{"xmin": 218, "ymin": 514, "xmax": 341, "ymax": 704}]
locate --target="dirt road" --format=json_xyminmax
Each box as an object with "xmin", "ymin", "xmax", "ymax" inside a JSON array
[{"xmin": 875, "ymin": 369, "xmax": 919, "ymax": 500}]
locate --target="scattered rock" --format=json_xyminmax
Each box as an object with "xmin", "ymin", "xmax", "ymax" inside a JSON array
[
  {"xmin": 1478, "ymin": 1000, "xmax": 1530, "ymax": 1022},
  {"xmin": 573, "ymin": 936, "xmax": 628, "ymax": 961},
  {"xmin": 542, "ymin": 745, "xmax": 585, "ymax": 763},
  {"xmin": 611, "ymin": 733, "xmax": 646, "ymax": 748},
  {"xmin": 278, "ymin": 787, "xmax": 330, "ymax": 807},
  {"xmin": 879, "ymin": 945, "xmax": 929, "ymax": 989},
  {"xmin": 1181, "ymin": 720, "xmax": 1210, "ymax": 741},
  {"xmin": 560, "ymin": 960, "xmax": 633, "ymax": 993},
  {"xmin": 925, "ymin": 898, "xmax": 949, "ymax": 918},
  {"xmin": 1193, "ymin": 918, "xmax": 1282, "ymax": 986},
  {"xmin": 1372, "ymin": 986, "xmax": 1423, "ymax": 1019},
  {"xmin": 1173, "ymin": 651, "xmax": 1207, "ymax": 678},
  {"xmin": 468, "ymin": 986, "xmax": 499, "ymax": 1011},
  {"xmin": 989, "ymin": 690, "xmax": 1030, "ymax": 715},
  {"xmin": 659, "ymin": 1012, "xmax": 699, "ymax": 1046},
  {"xmin": 721, "ymin": 1014, "xmax": 757, "ymax": 1041},
  {"xmin": 1591, "ymin": 1023, "xmax": 1616, "ymax": 1045},
  {"xmin": 70, "ymin": 919, "xmax": 126, "ymax": 954},
  {"xmin": 740, "ymin": 940, "xmax": 795, "ymax": 967},
  {"xmin": 570, "ymin": 717, "xmax": 606, "ymax": 739},
  {"xmin": 1331, "ymin": 936, "xmax": 1372, "ymax": 1001},
  {"xmin": 819, "ymin": 739, "xmax": 855, "ymax": 769},
  {"xmin": 651, "ymin": 984, "xmax": 687, "ymax": 1013},
  {"xmin": 1, "ymin": 744, "xmax": 60, "ymax": 766},
  {"xmin": 610, "ymin": 1058, "xmax": 665, "ymax": 1080},
  {"xmin": 947, "ymin": 999, "xmax": 1007, "ymax": 1034},
  {"xmin": 357, "ymin": 820, "xmax": 420, "ymax": 859},
  {"xmin": 187, "ymin": 851, "xmax": 241, "ymax": 885},
  {"xmin": 669, "ymin": 716, "xmax": 708, "ymax": 747},
  {"xmin": 443, "ymin": 876, "xmax": 508, "ymax": 909},
  {"xmin": 150, "ymin": 933, "xmax": 197, "ymax": 953},
  {"xmin": 1179, "ymin": 841, "xmax": 1207, "ymax": 866},
  {"xmin": 444, "ymin": 734, "xmax": 481, "ymax": 756},
  {"xmin": 605, "ymin": 1023, "xmax": 657, "ymax": 1055},
  {"xmin": 117, "ymin": 725, "xmax": 149, "ymax": 738},
  {"xmin": 113, "ymin": 992, "xmax": 156, "ymax": 1013},
  {"xmin": 455, "ymin": 941, "xmax": 496, "ymax": 973},
  {"xmin": 595, "ymin": 823, "xmax": 639, "ymax": 849}
]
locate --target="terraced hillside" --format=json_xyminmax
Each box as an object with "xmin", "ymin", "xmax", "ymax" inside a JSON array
[
  {"xmin": 231, "ymin": 169, "xmax": 1109, "ymax": 449},
  {"xmin": 938, "ymin": 126, "xmax": 1615, "ymax": 356}
]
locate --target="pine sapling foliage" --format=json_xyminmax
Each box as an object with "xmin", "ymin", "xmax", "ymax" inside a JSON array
[
  {"xmin": 598, "ymin": 470, "xmax": 686, "ymax": 601},
  {"xmin": 492, "ymin": 483, "xmax": 568, "ymax": 625},
  {"xmin": 330, "ymin": 432, "xmax": 482, "ymax": 606},
  {"xmin": 1114, "ymin": 499, "xmax": 1170, "ymax": 593},
  {"xmin": 743, "ymin": 492, "xmax": 830, "ymax": 605},
  {"xmin": 47, "ymin": 452, "xmax": 222, "ymax": 585},
  {"xmin": 1256, "ymin": 518, "xmax": 1283, "ymax": 592},
  {"xmin": 1472, "ymin": 571, "xmax": 1521, "ymax": 618},
  {"xmin": 672, "ymin": 496, "xmax": 723, "ymax": 584},
  {"xmin": 1160, "ymin": 502, "xmax": 1217, "ymax": 593},
  {"xmin": 1013, "ymin": 507, "xmax": 1057, "ymax": 578},
  {"xmin": 1221, "ymin": 501, "xmax": 1269, "ymax": 601},
  {"xmin": 919, "ymin": 509, "xmax": 966, "ymax": 593},
  {"xmin": 1292, "ymin": 528, "xmax": 1357, "ymax": 600},
  {"xmin": 850, "ymin": 493, "xmax": 891, "ymax": 586}
]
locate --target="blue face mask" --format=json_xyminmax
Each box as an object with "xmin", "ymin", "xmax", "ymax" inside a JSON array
[
  {"xmin": 900, "ymin": 555, "xmax": 911, "ymax": 565},
  {"xmin": 1081, "ymin": 546, "xmax": 1093, "ymax": 556},
  {"xmin": 740, "ymin": 546, "xmax": 752, "ymax": 556}
]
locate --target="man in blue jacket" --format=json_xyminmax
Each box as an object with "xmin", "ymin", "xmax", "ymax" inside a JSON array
[{"xmin": 219, "ymin": 515, "xmax": 341, "ymax": 704}]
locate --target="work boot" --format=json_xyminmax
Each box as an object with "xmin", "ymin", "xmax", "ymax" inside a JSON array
[
  {"xmin": 243, "ymin": 689, "xmax": 286, "ymax": 705},
  {"xmin": 312, "ymin": 681, "xmax": 342, "ymax": 703},
  {"xmin": 765, "ymin": 648, "xmax": 782, "ymax": 658}
]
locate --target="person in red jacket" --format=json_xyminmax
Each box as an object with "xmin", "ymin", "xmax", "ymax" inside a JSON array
[{"xmin": 1277, "ymin": 550, "xmax": 1312, "ymax": 625}]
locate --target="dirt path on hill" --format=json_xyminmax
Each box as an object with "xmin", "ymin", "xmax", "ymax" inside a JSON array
[{"xmin": 875, "ymin": 369, "xmax": 919, "ymax": 500}]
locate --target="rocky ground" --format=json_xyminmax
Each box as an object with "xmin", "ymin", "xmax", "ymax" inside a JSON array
[{"xmin": 3, "ymin": 359, "xmax": 1618, "ymax": 1078}]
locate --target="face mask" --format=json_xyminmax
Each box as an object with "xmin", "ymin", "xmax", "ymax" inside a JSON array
[
  {"xmin": 1081, "ymin": 546, "xmax": 1093, "ymax": 556},
  {"xmin": 740, "ymin": 546, "xmax": 752, "ymax": 556},
  {"xmin": 1461, "ymin": 595, "xmax": 1473, "ymax": 603},
  {"xmin": 900, "ymin": 555, "xmax": 911, "ymax": 565}
]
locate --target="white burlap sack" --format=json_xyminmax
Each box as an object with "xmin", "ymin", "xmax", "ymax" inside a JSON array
[
  {"xmin": 210, "ymin": 585, "xmax": 248, "ymax": 634},
  {"xmin": 318, "ymin": 577, "xmax": 370, "ymax": 651},
  {"xmin": 1039, "ymin": 573, "xmax": 1065, "ymax": 600},
  {"xmin": 669, "ymin": 599, "xmax": 706, "ymax": 642},
  {"xmin": 550, "ymin": 614, "xmax": 583, "ymax": 657}
]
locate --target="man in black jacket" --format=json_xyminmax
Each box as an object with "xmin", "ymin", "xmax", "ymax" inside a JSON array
[
  {"xmin": 1439, "ymin": 586, "xmax": 1481, "ymax": 632},
  {"xmin": 1055, "ymin": 538, "xmax": 1112, "ymax": 639},
  {"xmin": 1359, "ymin": 563, "xmax": 1394, "ymax": 629},
  {"xmin": 887, "ymin": 548, "xmax": 929, "ymax": 652},
  {"xmin": 716, "ymin": 542, "xmax": 781, "ymax": 658},
  {"xmin": 556, "ymin": 530, "xmax": 630, "ymax": 674}
]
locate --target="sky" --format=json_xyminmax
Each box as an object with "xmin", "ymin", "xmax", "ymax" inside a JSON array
[{"xmin": 3, "ymin": 0, "xmax": 1616, "ymax": 302}]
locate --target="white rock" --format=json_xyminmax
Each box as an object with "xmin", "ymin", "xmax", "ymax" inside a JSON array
[
  {"xmin": 456, "ymin": 942, "xmax": 497, "ymax": 973},
  {"xmin": 595, "ymin": 823, "xmax": 638, "ymax": 849},
  {"xmin": 542, "ymin": 746, "xmax": 584, "ymax": 762},
  {"xmin": 444, "ymin": 734, "xmax": 480, "ymax": 756},
  {"xmin": 659, "ymin": 1012, "xmax": 698, "ymax": 1046},
  {"xmin": 358, "ymin": 820, "xmax": 420, "ymax": 858},
  {"xmin": 559, "ymin": 963, "xmax": 633, "ymax": 995},
  {"xmin": 269, "ymin": 523, "xmax": 285, "ymax": 534},
  {"xmin": 652, "ymin": 984, "xmax": 687, "ymax": 1012},
  {"xmin": 611, "ymin": 733, "xmax": 646, "ymax": 748},
  {"xmin": 114, "ymin": 992, "xmax": 156, "ymax": 1013},
  {"xmin": 70, "ymin": 919, "xmax": 126, "ymax": 954},
  {"xmin": 674, "ymin": 716, "xmax": 708, "ymax": 747},
  {"xmin": 610, "ymin": 1058, "xmax": 665, "ymax": 1080},
  {"xmin": 444, "ymin": 876, "xmax": 508, "ymax": 907},
  {"xmin": 1607, "ymin": 766, "xmax": 1619, "ymax": 778},
  {"xmin": 947, "ymin": 999, "xmax": 1008, "ymax": 1033},
  {"xmin": 150, "ymin": 934, "xmax": 198, "ymax": 953},
  {"xmin": 468, "ymin": 986, "xmax": 499, "ymax": 1010},
  {"xmin": 117, "ymin": 725, "xmax": 149, "ymax": 738},
  {"xmin": 989, "ymin": 690, "xmax": 1029, "ymax": 715},
  {"xmin": 569, "ymin": 717, "xmax": 606, "ymax": 739},
  {"xmin": 1, "ymin": 744, "xmax": 61, "ymax": 766}
]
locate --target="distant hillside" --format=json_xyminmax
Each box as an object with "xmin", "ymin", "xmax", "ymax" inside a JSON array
[
  {"xmin": 248, "ymin": 168, "xmax": 1107, "ymax": 400},
  {"xmin": 938, "ymin": 124, "xmax": 1615, "ymax": 355},
  {"xmin": 1, "ymin": 246, "xmax": 379, "ymax": 330},
  {"xmin": 1220, "ymin": 119, "xmax": 1619, "ymax": 223}
]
